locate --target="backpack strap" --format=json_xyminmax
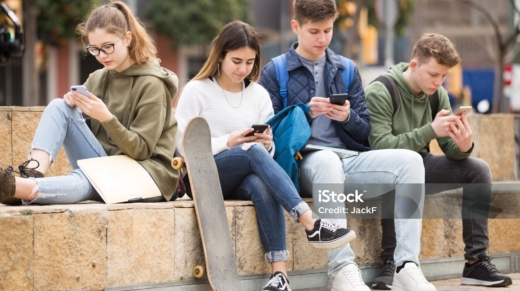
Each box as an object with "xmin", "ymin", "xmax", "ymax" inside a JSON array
[
  {"xmin": 272, "ymin": 55, "xmax": 289, "ymax": 108},
  {"xmin": 429, "ymin": 91, "xmax": 440, "ymax": 120},
  {"xmin": 339, "ymin": 57, "xmax": 355, "ymax": 93},
  {"xmin": 371, "ymin": 75, "xmax": 400, "ymax": 116}
]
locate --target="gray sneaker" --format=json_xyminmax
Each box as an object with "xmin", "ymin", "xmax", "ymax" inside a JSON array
[{"xmin": 371, "ymin": 258, "xmax": 395, "ymax": 290}]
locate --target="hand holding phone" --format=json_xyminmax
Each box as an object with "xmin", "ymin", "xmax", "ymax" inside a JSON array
[
  {"xmin": 329, "ymin": 93, "xmax": 349, "ymax": 105},
  {"xmin": 245, "ymin": 124, "xmax": 269, "ymax": 137},
  {"xmin": 454, "ymin": 106, "xmax": 472, "ymax": 116},
  {"xmin": 70, "ymin": 85, "xmax": 90, "ymax": 98}
]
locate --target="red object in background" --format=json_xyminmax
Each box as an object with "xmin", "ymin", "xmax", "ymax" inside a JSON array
[{"xmin": 504, "ymin": 63, "xmax": 513, "ymax": 87}]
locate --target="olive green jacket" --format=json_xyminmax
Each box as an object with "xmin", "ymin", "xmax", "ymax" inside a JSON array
[
  {"xmin": 365, "ymin": 62, "xmax": 471, "ymax": 160},
  {"xmin": 84, "ymin": 61, "xmax": 179, "ymax": 200}
]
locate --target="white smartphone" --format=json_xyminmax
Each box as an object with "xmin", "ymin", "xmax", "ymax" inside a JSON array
[
  {"xmin": 70, "ymin": 85, "xmax": 90, "ymax": 98},
  {"xmin": 455, "ymin": 106, "xmax": 472, "ymax": 116}
]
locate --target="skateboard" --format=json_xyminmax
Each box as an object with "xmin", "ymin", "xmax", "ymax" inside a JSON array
[{"xmin": 171, "ymin": 117, "xmax": 241, "ymax": 291}]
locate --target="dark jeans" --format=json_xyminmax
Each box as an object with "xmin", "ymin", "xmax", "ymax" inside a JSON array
[
  {"xmin": 184, "ymin": 144, "xmax": 308, "ymax": 262},
  {"xmin": 381, "ymin": 153, "xmax": 492, "ymax": 261}
]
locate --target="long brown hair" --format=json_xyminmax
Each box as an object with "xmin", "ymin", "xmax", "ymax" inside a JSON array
[
  {"xmin": 76, "ymin": 0, "xmax": 158, "ymax": 65},
  {"xmin": 194, "ymin": 21, "xmax": 262, "ymax": 82}
]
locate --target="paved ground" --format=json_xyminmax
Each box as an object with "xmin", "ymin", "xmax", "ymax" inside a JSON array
[
  {"xmin": 296, "ymin": 273, "xmax": 520, "ymax": 291},
  {"xmin": 432, "ymin": 272, "xmax": 520, "ymax": 291}
]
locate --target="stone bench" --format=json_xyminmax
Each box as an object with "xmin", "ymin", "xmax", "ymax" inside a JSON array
[{"xmin": 2, "ymin": 188, "xmax": 520, "ymax": 290}]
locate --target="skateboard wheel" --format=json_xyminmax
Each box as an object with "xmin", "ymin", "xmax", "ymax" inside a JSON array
[
  {"xmin": 171, "ymin": 157, "xmax": 183, "ymax": 170},
  {"xmin": 193, "ymin": 265, "xmax": 204, "ymax": 278}
]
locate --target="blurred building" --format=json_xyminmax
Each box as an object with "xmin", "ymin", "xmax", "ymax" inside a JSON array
[
  {"xmin": 407, "ymin": 0, "xmax": 513, "ymax": 111},
  {"xmin": 1, "ymin": 0, "xmax": 516, "ymax": 107}
]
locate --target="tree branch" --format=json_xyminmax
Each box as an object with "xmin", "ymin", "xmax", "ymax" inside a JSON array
[{"xmin": 460, "ymin": 0, "xmax": 503, "ymax": 48}]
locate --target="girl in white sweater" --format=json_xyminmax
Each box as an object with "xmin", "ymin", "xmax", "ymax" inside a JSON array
[{"xmin": 175, "ymin": 21, "xmax": 354, "ymax": 291}]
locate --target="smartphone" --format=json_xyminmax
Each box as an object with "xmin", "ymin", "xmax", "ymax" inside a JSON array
[
  {"xmin": 70, "ymin": 85, "xmax": 90, "ymax": 98},
  {"xmin": 245, "ymin": 124, "xmax": 269, "ymax": 137},
  {"xmin": 455, "ymin": 106, "xmax": 472, "ymax": 116},
  {"xmin": 329, "ymin": 93, "xmax": 349, "ymax": 105}
]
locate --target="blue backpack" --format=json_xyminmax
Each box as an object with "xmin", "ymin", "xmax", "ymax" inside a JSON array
[
  {"xmin": 271, "ymin": 54, "xmax": 356, "ymax": 107},
  {"xmin": 266, "ymin": 54, "xmax": 355, "ymax": 192}
]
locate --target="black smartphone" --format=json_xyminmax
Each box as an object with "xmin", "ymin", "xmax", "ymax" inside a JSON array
[
  {"xmin": 245, "ymin": 124, "xmax": 269, "ymax": 137},
  {"xmin": 329, "ymin": 93, "xmax": 349, "ymax": 105}
]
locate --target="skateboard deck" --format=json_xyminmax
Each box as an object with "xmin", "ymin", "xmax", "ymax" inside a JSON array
[{"xmin": 181, "ymin": 117, "xmax": 241, "ymax": 291}]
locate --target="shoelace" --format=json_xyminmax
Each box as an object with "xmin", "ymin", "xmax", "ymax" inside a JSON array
[
  {"xmin": 478, "ymin": 257, "xmax": 499, "ymax": 273},
  {"xmin": 320, "ymin": 219, "xmax": 339, "ymax": 232},
  {"xmin": 342, "ymin": 267, "xmax": 365, "ymax": 286},
  {"xmin": 380, "ymin": 259, "xmax": 395, "ymax": 276},
  {"xmin": 18, "ymin": 158, "xmax": 40, "ymax": 178},
  {"xmin": 405, "ymin": 265, "xmax": 428, "ymax": 283},
  {"xmin": 3, "ymin": 166, "xmax": 15, "ymax": 178},
  {"xmin": 266, "ymin": 273, "xmax": 285, "ymax": 287}
]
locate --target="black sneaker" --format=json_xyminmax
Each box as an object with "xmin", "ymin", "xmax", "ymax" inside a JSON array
[
  {"xmin": 461, "ymin": 256, "xmax": 513, "ymax": 287},
  {"xmin": 305, "ymin": 218, "xmax": 356, "ymax": 250},
  {"xmin": 262, "ymin": 271, "xmax": 292, "ymax": 291},
  {"xmin": 371, "ymin": 258, "xmax": 395, "ymax": 290}
]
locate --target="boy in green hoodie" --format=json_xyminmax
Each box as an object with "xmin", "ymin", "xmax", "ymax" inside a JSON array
[{"xmin": 365, "ymin": 33, "xmax": 512, "ymax": 289}]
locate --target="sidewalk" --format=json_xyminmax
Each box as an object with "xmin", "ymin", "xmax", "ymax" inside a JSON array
[
  {"xmin": 433, "ymin": 273, "xmax": 520, "ymax": 291},
  {"xmin": 295, "ymin": 273, "xmax": 519, "ymax": 291}
]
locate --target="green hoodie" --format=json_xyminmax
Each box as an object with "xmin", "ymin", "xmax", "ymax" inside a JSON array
[
  {"xmin": 84, "ymin": 61, "xmax": 179, "ymax": 200},
  {"xmin": 365, "ymin": 62, "xmax": 471, "ymax": 160}
]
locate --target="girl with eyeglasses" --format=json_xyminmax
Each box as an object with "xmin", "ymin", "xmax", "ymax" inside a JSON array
[{"xmin": 0, "ymin": 1, "xmax": 179, "ymax": 205}]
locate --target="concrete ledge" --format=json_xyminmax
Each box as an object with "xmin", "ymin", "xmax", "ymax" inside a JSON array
[{"xmin": 2, "ymin": 188, "xmax": 520, "ymax": 291}]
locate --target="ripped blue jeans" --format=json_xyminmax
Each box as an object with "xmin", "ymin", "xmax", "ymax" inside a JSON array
[
  {"xmin": 212, "ymin": 144, "xmax": 310, "ymax": 262},
  {"xmin": 26, "ymin": 98, "xmax": 106, "ymax": 204}
]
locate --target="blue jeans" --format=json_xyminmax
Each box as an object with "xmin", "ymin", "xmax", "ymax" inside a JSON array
[
  {"xmin": 299, "ymin": 149, "xmax": 425, "ymax": 277},
  {"xmin": 210, "ymin": 144, "xmax": 310, "ymax": 262},
  {"xmin": 24, "ymin": 99, "xmax": 107, "ymax": 204},
  {"xmin": 27, "ymin": 99, "xmax": 165, "ymax": 204}
]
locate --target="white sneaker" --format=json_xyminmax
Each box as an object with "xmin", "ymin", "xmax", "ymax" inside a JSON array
[
  {"xmin": 392, "ymin": 262, "xmax": 437, "ymax": 291},
  {"xmin": 331, "ymin": 264, "xmax": 370, "ymax": 291}
]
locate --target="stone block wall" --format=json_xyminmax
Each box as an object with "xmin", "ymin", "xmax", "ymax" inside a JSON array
[
  {"xmin": 429, "ymin": 114, "xmax": 516, "ymax": 181},
  {"xmin": 0, "ymin": 107, "xmax": 72, "ymax": 176},
  {"xmin": 2, "ymin": 197, "xmax": 520, "ymax": 290}
]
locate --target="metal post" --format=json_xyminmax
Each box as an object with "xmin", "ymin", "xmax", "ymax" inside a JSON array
[
  {"xmin": 22, "ymin": 0, "xmax": 38, "ymax": 106},
  {"xmin": 383, "ymin": 0, "xmax": 398, "ymax": 68}
]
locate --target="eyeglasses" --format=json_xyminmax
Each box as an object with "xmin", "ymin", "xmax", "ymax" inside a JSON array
[{"xmin": 86, "ymin": 35, "xmax": 124, "ymax": 56}]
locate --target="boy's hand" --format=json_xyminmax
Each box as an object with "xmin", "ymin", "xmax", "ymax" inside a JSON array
[
  {"xmin": 431, "ymin": 109, "xmax": 461, "ymax": 137},
  {"xmin": 448, "ymin": 114, "xmax": 473, "ymax": 152},
  {"xmin": 326, "ymin": 101, "xmax": 351, "ymax": 122},
  {"xmin": 308, "ymin": 97, "xmax": 333, "ymax": 118}
]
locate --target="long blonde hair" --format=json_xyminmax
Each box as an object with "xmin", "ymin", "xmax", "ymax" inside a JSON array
[
  {"xmin": 76, "ymin": 1, "xmax": 159, "ymax": 65},
  {"xmin": 194, "ymin": 21, "xmax": 262, "ymax": 82}
]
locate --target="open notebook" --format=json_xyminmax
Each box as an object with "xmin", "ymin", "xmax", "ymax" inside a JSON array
[{"xmin": 77, "ymin": 155, "xmax": 161, "ymax": 204}]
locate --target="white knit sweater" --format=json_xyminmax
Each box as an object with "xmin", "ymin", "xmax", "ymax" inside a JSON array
[{"xmin": 175, "ymin": 78, "xmax": 275, "ymax": 156}]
